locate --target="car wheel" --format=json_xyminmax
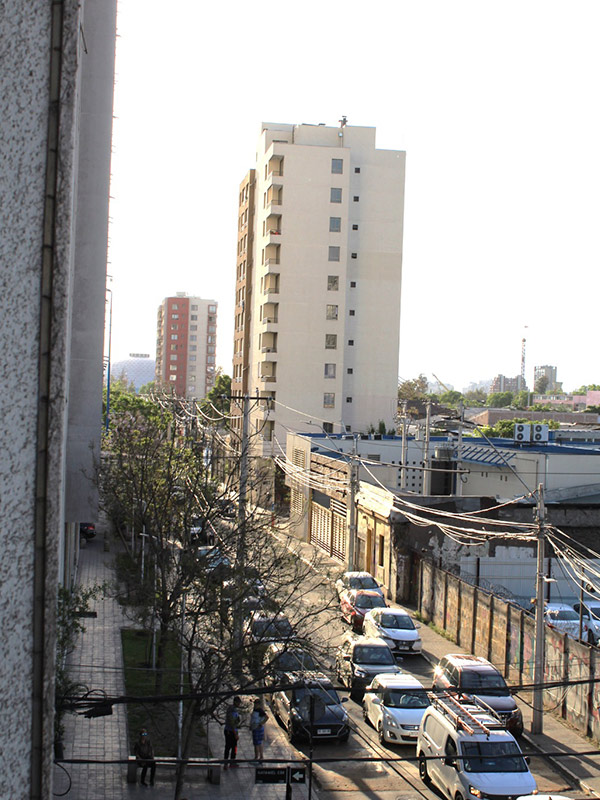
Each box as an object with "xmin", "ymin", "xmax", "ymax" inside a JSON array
[
  {"xmin": 339, "ymin": 731, "xmax": 349, "ymax": 743},
  {"xmin": 362, "ymin": 703, "xmax": 369, "ymax": 723},
  {"xmin": 418, "ymin": 754, "xmax": 430, "ymax": 784},
  {"xmin": 455, "ymin": 793, "xmax": 464, "ymax": 800},
  {"xmin": 377, "ymin": 721, "xmax": 385, "ymax": 744}
]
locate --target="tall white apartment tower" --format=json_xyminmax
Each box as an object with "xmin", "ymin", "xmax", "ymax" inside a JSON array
[{"xmin": 231, "ymin": 121, "xmax": 405, "ymax": 453}]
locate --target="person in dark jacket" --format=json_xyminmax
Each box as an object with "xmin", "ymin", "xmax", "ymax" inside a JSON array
[
  {"xmin": 223, "ymin": 696, "xmax": 242, "ymax": 769},
  {"xmin": 134, "ymin": 728, "xmax": 156, "ymax": 786}
]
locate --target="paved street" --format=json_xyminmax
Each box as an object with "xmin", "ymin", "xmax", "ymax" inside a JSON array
[{"xmin": 55, "ymin": 523, "xmax": 600, "ymax": 799}]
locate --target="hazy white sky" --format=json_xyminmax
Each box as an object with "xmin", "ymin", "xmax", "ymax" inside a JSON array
[{"xmin": 108, "ymin": 0, "xmax": 600, "ymax": 394}]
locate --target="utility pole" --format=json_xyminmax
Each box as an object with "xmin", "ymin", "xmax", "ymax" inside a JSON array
[
  {"xmin": 532, "ymin": 483, "xmax": 546, "ymax": 734},
  {"xmin": 400, "ymin": 401, "xmax": 408, "ymax": 491},
  {"xmin": 232, "ymin": 394, "xmax": 250, "ymax": 673},
  {"xmin": 422, "ymin": 400, "xmax": 432, "ymax": 495},
  {"xmin": 347, "ymin": 434, "xmax": 359, "ymax": 571},
  {"xmin": 456, "ymin": 401, "xmax": 464, "ymax": 496}
]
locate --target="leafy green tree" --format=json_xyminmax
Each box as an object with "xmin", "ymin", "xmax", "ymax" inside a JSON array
[
  {"xmin": 534, "ymin": 375, "xmax": 549, "ymax": 394},
  {"xmin": 513, "ymin": 390, "xmax": 530, "ymax": 409},
  {"xmin": 398, "ymin": 374, "xmax": 429, "ymax": 401},
  {"xmin": 486, "ymin": 391, "xmax": 513, "ymax": 408},
  {"xmin": 572, "ymin": 384, "xmax": 600, "ymax": 394},
  {"xmin": 199, "ymin": 371, "xmax": 231, "ymax": 417},
  {"xmin": 463, "ymin": 388, "xmax": 487, "ymax": 407},
  {"xmin": 439, "ymin": 390, "xmax": 463, "ymax": 407},
  {"xmin": 139, "ymin": 380, "xmax": 156, "ymax": 394}
]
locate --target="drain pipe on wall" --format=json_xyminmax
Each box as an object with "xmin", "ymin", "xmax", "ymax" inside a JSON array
[{"xmin": 31, "ymin": 2, "xmax": 66, "ymax": 796}]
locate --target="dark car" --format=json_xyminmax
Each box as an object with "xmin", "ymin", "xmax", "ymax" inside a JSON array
[
  {"xmin": 271, "ymin": 671, "xmax": 349, "ymax": 744},
  {"xmin": 432, "ymin": 653, "xmax": 523, "ymax": 737},
  {"xmin": 340, "ymin": 589, "xmax": 388, "ymax": 631},
  {"xmin": 335, "ymin": 634, "xmax": 402, "ymax": 699},
  {"xmin": 261, "ymin": 642, "xmax": 319, "ymax": 700},
  {"xmin": 79, "ymin": 522, "xmax": 96, "ymax": 540}
]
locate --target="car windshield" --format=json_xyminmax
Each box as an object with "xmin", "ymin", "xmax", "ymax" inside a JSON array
[
  {"xmin": 461, "ymin": 741, "xmax": 528, "ymax": 773},
  {"xmin": 274, "ymin": 651, "xmax": 317, "ymax": 671},
  {"xmin": 548, "ymin": 609, "xmax": 578, "ymax": 621},
  {"xmin": 355, "ymin": 595, "xmax": 387, "ymax": 609},
  {"xmin": 349, "ymin": 575, "xmax": 378, "ymax": 590},
  {"xmin": 383, "ymin": 689, "xmax": 429, "ymax": 709},
  {"xmin": 379, "ymin": 613, "xmax": 415, "ymax": 630},
  {"xmin": 354, "ymin": 645, "xmax": 395, "ymax": 665},
  {"xmin": 294, "ymin": 686, "xmax": 340, "ymax": 706},
  {"xmin": 460, "ymin": 671, "xmax": 508, "ymax": 693},
  {"xmin": 588, "ymin": 606, "xmax": 600, "ymax": 620},
  {"xmin": 253, "ymin": 618, "xmax": 293, "ymax": 638}
]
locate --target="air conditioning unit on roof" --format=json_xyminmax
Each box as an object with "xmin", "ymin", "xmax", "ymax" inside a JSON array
[
  {"xmin": 514, "ymin": 423, "xmax": 531, "ymax": 443},
  {"xmin": 531, "ymin": 423, "xmax": 549, "ymax": 443}
]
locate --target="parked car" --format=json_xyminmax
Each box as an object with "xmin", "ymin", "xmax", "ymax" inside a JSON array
[
  {"xmin": 335, "ymin": 571, "xmax": 384, "ymax": 599},
  {"xmin": 189, "ymin": 516, "xmax": 214, "ymax": 545},
  {"xmin": 246, "ymin": 611, "xmax": 295, "ymax": 646},
  {"xmin": 571, "ymin": 601, "xmax": 600, "ymax": 645},
  {"xmin": 79, "ymin": 522, "xmax": 96, "ymax": 540},
  {"xmin": 271, "ymin": 671, "xmax": 350, "ymax": 744},
  {"xmin": 363, "ymin": 673, "xmax": 429, "ymax": 744},
  {"xmin": 432, "ymin": 653, "xmax": 524, "ymax": 737},
  {"xmin": 195, "ymin": 545, "xmax": 231, "ymax": 575},
  {"xmin": 340, "ymin": 589, "xmax": 388, "ymax": 631},
  {"xmin": 544, "ymin": 603, "xmax": 588, "ymax": 641},
  {"xmin": 417, "ymin": 693, "xmax": 536, "ymax": 799},
  {"xmin": 261, "ymin": 642, "xmax": 319, "ymax": 701},
  {"xmin": 362, "ymin": 607, "xmax": 422, "ymax": 657},
  {"xmin": 335, "ymin": 634, "xmax": 402, "ymax": 699}
]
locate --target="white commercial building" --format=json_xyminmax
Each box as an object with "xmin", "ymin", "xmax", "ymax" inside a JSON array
[{"xmin": 231, "ymin": 122, "xmax": 405, "ymax": 454}]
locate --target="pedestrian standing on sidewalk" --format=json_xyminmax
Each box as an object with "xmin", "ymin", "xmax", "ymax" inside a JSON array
[
  {"xmin": 223, "ymin": 695, "xmax": 242, "ymax": 769},
  {"xmin": 134, "ymin": 728, "xmax": 156, "ymax": 786},
  {"xmin": 250, "ymin": 699, "xmax": 268, "ymax": 763}
]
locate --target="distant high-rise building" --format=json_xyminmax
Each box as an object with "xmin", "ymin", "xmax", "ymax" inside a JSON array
[
  {"xmin": 231, "ymin": 121, "xmax": 406, "ymax": 452},
  {"xmin": 490, "ymin": 374, "xmax": 526, "ymax": 394},
  {"xmin": 534, "ymin": 365, "xmax": 560, "ymax": 392},
  {"xmin": 155, "ymin": 293, "xmax": 218, "ymax": 399}
]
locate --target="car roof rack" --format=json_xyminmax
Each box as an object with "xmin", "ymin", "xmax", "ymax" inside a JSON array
[{"xmin": 429, "ymin": 692, "xmax": 499, "ymax": 737}]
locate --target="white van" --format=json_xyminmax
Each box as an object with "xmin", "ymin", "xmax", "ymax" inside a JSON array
[{"xmin": 417, "ymin": 693, "xmax": 536, "ymax": 800}]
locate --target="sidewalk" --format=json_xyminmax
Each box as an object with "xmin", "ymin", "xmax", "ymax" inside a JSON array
[
  {"xmin": 55, "ymin": 527, "xmax": 318, "ymax": 800},
  {"xmin": 283, "ymin": 526, "xmax": 600, "ymax": 798}
]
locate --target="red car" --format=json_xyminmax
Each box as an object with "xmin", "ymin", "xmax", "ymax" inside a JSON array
[{"xmin": 340, "ymin": 589, "xmax": 387, "ymax": 631}]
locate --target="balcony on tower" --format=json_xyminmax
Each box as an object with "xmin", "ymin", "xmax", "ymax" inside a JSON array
[
  {"xmin": 261, "ymin": 273, "xmax": 280, "ymax": 296},
  {"xmin": 260, "ymin": 332, "xmax": 278, "ymax": 354},
  {"xmin": 259, "ymin": 361, "xmax": 277, "ymax": 384},
  {"xmin": 266, "ymin": 183, "xmax": 282, "ymax": 210},
  {"xmin": 267, "ymin": 154, "xmax": 284, "ymax": 178},
  {"xmin": 261, "ymin": 301, "xmax": 278, "ymax": 326},
  {"xmin": 264, "ymin": 243, "xmax": 280, "ymax": 269}
]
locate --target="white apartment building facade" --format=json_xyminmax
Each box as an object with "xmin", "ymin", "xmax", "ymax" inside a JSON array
[
  {"xmin": 156, "ymin": 293, "xmax": 218, "ymax": 399},
  {"xmin": 231, "ymin": 122, "xmax": 405, "ymax": 454}
]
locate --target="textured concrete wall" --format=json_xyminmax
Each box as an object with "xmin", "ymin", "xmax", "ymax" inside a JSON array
[
  {"xmin": 0, "ymin": 1, "xmax": 115, "ymax": 796},
  {"xmin": 0, "ymin": 4, "xmax": 54, "ymax": 796}
]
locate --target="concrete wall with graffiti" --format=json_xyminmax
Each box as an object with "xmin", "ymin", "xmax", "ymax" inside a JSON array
[{"xmin": 418, "ymin": 560, "xmax": 599, "ymax": 742}]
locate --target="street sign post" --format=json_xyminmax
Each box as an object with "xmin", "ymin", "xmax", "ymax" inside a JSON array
[
  {"xmin": 255, "ymin": 765, "xmax": 307, "ymax": 798},
  {"xmin": 255, "ymin": 767, "xmax": 287, "ymax": 784}
]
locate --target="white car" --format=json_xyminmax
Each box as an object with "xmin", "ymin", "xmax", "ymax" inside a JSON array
[
  {"xmin": 572, "ymin": 601, "xmax": 600, "ymax": 645},
  {"xmin": 544, "ymin": 603, "xmax": 588, "ymax": 641},
  {"xmin": 363, "ymin": 673, "xmax": 429, "ymax": 744},
  {"xmin": 335, "ymin": 571, "xmax": 384, "ymax": 599},
  {"xmin": 362, "ymin": 607, "xmax": 422, "ymax": 656}
]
